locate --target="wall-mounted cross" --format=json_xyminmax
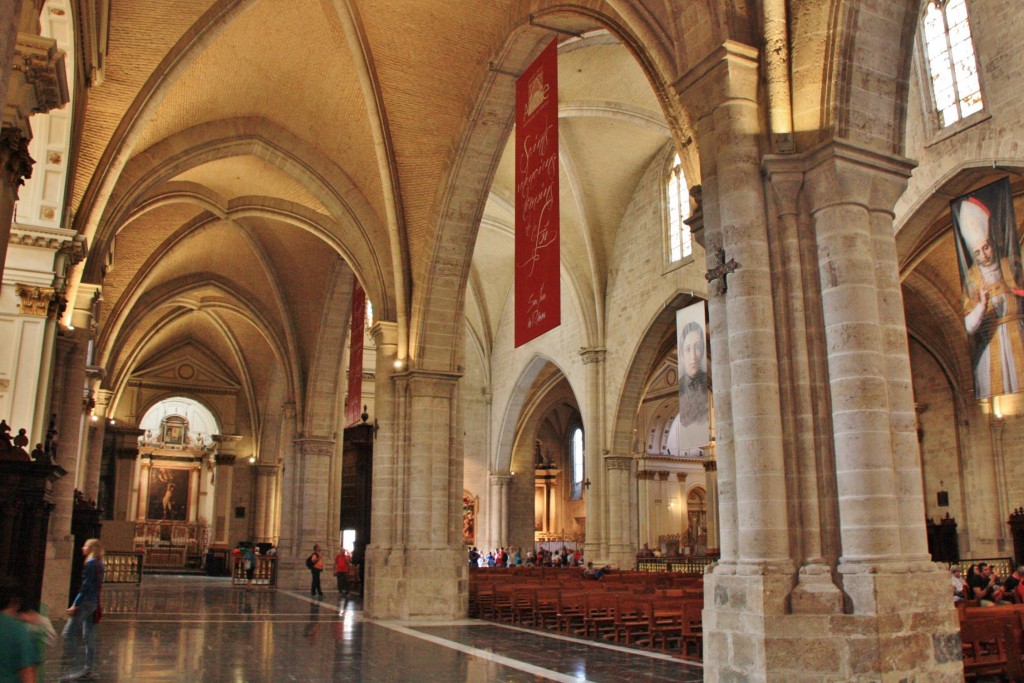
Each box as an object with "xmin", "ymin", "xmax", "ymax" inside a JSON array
[{"xmin": 705, "ymin": 248, "xmax": 738, "ymax": 294}]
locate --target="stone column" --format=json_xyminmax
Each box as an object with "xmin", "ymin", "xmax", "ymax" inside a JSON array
[
  {"xmin": 578, "ymin": 348, "xmax": 606, "ymax": 561},
  {"xmin": 81, "ymin": 388, "xmax": 110, "ymax": 503},
  {"xmin": 275, "ymin": 402, "xmax": 297, "ymax": 555},
  {"xmin": 211, "ymin": 434, "xmax": 241, "ymax": 546},
  {"xmin": 603, "ymin": 455, "xmax": 632, "ymax": 568},
  {"xmin": 678, "ymin": 42, "xmax": 790, "ymax": 572},
  {"xmin": 675, "ymin": 472, "xmax": 689, "ymax": 541},
  {"xmin": 636, "ymin": 469, "xmax": 652, "ymax": 547},
  {"xmin": 253, "ymin": 463, "xmax": 279, "ymax": 543},
  {"xmin": 487, "ymin": 473, "xmax": 510, "ymax": 549},
  {"xmin": 109, "ymin": 427, "xmax": 142, "ymax": 521},
  {"xmin": 39, "ymin": 322, "xmax": 88, "ymax": 617},
  {"xmin": 702, "ymin": 461, "xmax": 720, "ymax": 550},
  {"xmin": 365, "ymin": 321, "xmax": 466, "ymax": 619},
  {"xmin": 677, "ymin": 46, "xmax": 795, "ymax": 680},
  {"xmin": 800, "ymin": 141, "xmax": 960, "ymax": 679}
]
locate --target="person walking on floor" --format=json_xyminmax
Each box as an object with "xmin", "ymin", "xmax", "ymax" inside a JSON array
[{"xmin": 63, "ymin": 538, "xmax": 104, "ymax": 680}]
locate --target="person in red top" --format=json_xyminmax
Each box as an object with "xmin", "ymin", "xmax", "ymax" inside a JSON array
[{"xmin": 334, "ymin": 549, "xmax": 350, "ymax": 595}]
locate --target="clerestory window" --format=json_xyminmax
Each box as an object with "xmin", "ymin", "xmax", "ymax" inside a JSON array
[
  {"xmin": 570, "ymin": 427, "xmax": 584, "ymax": 500},
  {"xmin": 666, "ymin": 153, "xmax": 692, "ymax": 263},
  {"xmin": 921, "ymin": 0, "xmax": 983, "ymax": 129}
]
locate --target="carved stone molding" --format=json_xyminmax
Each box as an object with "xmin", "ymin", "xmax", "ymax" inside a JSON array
[
  {"xmin": 295, "ymin": 438, "xmax": 335, "ymax": 458},
  {"xmin": 15, "ymin": 284, "xmax": 55, "ymax": 316},
  {"xmin": 215, "ymin": 453, "xmax": 237, "ymax": 466},
  {"xmin": 0, "ymin": 129, "xmax": 34, "ymax": 189},
  {"xmin": 578, "ymin": 347, "xmax": 607, "ymax": 365},
  {"xmin": 677, "ymin": 472, "xmax": 688, "ymax": 482},
  {"xmin": 703, "ymin": 459, "xmax": 718, "ymax": 473},
  {"xmin": 656, "ymin": 471, "xmax": 670, "ymax": 481},
  {"xmin": 11, "ymin": 33, "xmax": 69, "ymax": 119}
]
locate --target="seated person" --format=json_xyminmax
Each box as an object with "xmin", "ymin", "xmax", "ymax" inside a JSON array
[
  {"xmin": 582, "ymin": 562, "xmax": 612, "ymax": 580},
  {"xmin": 968, "ymin": 562, "xmax": 1010, "ymax": 606},
  {"xmin": 637, "ymin": 543, "xmax": 655, "ymax": 558},
  {"xmin": 951, "ymin": 567, "xmax": 967, "ymax": 602},
  {"xmin": 1003, "ymin": 565, "xmax": 1024, "ymax": 603}
]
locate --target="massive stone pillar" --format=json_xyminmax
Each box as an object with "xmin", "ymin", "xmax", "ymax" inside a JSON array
[
  {"xmin": 676, "ymin": 40, "xmax": 961, "ymax": 683},
  {"xmin": 365, "ymin": 322, "xmax": 466, "ymax": 620},
  {"xmin": 678, "ymin": 45, "xmax": 794, "ymax": 682},
  {"xmin": 800, "ymin": 140, "xmax": 960, "ymax": 679}
]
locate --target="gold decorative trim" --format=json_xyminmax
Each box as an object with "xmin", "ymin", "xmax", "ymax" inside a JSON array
[{"xmin": 15, "ymin": 284, "xmax": 55, "ymax": 316}]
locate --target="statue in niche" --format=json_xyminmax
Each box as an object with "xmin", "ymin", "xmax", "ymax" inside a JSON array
[{"xmin": 534, "ymin": 439, "xmax": 552, "ymax": 469}]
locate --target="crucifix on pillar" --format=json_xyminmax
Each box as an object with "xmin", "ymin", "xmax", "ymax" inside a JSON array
[{"xmin": 705, "ymin": 248, "xmax": 738, "ymax": 294}]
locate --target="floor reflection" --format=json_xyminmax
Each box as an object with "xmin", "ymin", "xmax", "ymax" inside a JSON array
[{"xmin": 42, "ymin": 576, "xmax": 700, "ymax": 682}]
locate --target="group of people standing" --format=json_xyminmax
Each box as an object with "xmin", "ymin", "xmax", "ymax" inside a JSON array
[
  {"xmin": 306, "ymin": 545, "xmax": 360, "ymax": 599},
  {"xmin": 468, "ymin": 546, "xmax": 584, "ymax": 569}
]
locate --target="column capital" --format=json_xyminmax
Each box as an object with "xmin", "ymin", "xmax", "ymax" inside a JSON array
[
  {"xmin": 293, "ymin": 437, "xmax": 335, "ymax": 458},
  {"xmin": 604, "ymin": 454, "xmax": 632, "ymax": 471},
  {"xmin": 488, "ymin": 473, "xmax": 512, "ymax": 487},
  {"xmin": 770, "ymin": 138, "xmax": 917, "ymax": 216},
  {"xmin": 676, "ymin": 472, "xmax": 688, "ymax": 482},
  {"xmin": 369, "ymin": 320, "xmax": 398, "ymax": 351},
  {"xmin": 255, "ymin": 462, "xmax": 280, "ymax": 477},
  {"xmin": 578, "ymin": 347, "xmax": 606, "ymax": 365},
  {"xmin": 14, "ymin": 283, "xmax": 55, "ymax": 316},
  {"xmin": 212, "ymin": 433, "xmax": 243, "ymax": 456},
  {"xmin": 401, "ymin": 368, "xmax": 462, "ymax": 396},
  {"xmin": 674, "ymin": 41, "xmax": 759, "ymax": 120},
  {"xmin": 703, "ymin": 459, "xmax": 718, "ymax": 473}
]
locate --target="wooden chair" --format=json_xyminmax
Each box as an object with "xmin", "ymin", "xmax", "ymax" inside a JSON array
[
  {"xmin": 612, "ymin": 596, "xmax": 653, "ymax": 645},
  {"xmin": 962, "ymin": 616, "xmax": 1012, "ymax": 679}
]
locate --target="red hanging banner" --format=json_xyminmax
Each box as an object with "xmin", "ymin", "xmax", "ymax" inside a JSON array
[
  {"xmin": 515, "ymin": 39, "xmax": 560, "ymax": 347},
  {"xmin": 345, "ymin": 278, "xmax": 366, "ymax": 426}
]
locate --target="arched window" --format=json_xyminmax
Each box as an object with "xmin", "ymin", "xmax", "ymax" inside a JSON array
[
  {"xmin": 921, "ymin": 0, "xmax": 983, "ymax": 129},
  {"xmin": 666, "ymin": 153, "xmax": 692, "ymax": 263},
  {"xmin": 570, "ymin": 427, "xmax": 584, "ymax": 500}
]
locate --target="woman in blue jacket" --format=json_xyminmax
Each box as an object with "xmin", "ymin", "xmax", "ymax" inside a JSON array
[{"xmin": 63, "ymin": 539, "xmax": 104, "ymax": 679}]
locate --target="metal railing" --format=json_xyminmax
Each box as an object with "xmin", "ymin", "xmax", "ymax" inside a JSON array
[
  {"xmin": 104, "ymin": 552, "xmax": 144, "ymax": 584},
  {"xmin": 636, "ymin": 556, "xmax": 715, "ymax": 575},
  {"xmin": 231, "ymin": 555, "xmax": 277, "ymax": 587}
]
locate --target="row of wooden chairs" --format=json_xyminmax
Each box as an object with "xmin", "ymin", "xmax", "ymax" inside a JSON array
[
  {"xmin": 470, "ymin": 571, "xmax": 704, "ymax": 660},
  {"xmin": 959, "ymin": 603, "xmax": 1024, "ymax": 680}
]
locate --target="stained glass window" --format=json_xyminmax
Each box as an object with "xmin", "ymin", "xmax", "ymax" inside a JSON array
[
  {"xmin": 922, "ymin": 0, "xmax": 983, "ymax": 128},
  {"xmin": 667, "ymin": 154, "xmax": 692, "ymax": 263}
]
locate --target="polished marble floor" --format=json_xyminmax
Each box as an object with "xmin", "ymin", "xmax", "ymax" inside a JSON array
[{"xmin": 45, "ymin": 576, "xmax": 702, "ymax": 682}]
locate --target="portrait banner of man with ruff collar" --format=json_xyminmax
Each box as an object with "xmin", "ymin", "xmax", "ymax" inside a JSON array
[
  {"xmin": 952, "ymin": 177, "xmax": 1024, "ymax": 399},
  {"xmin": 676, "ymin": 302, "xmax": 709, "ymax": 452}
]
